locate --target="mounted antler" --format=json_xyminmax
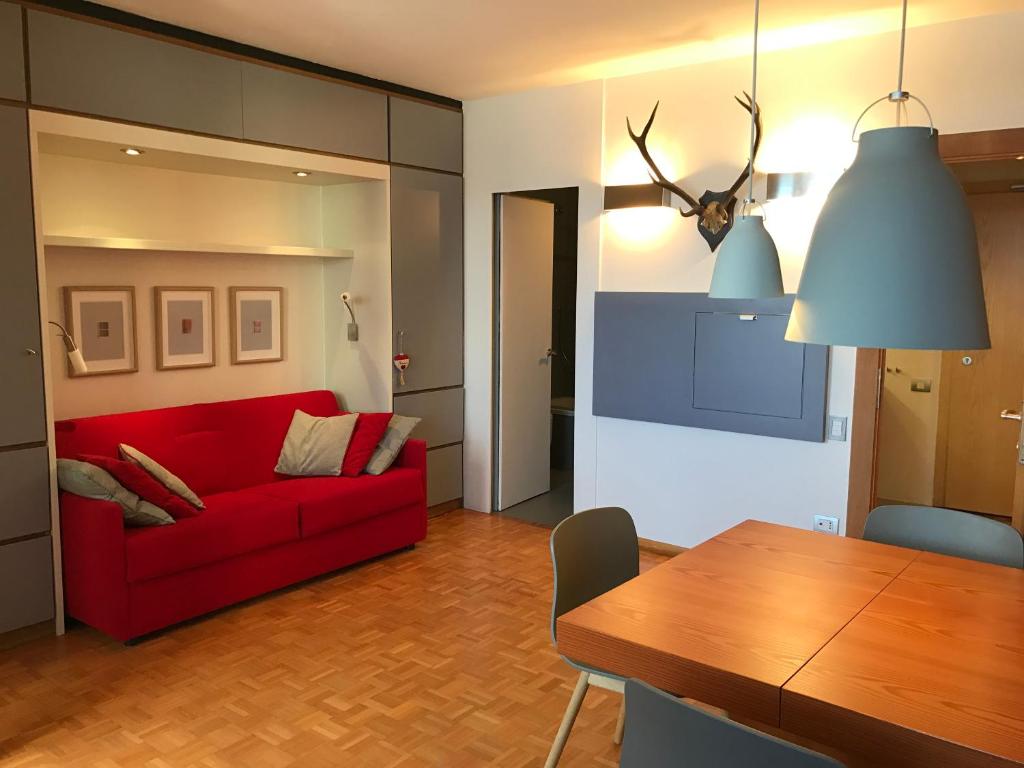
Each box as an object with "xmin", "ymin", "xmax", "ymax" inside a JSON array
[
  {"xmin": 625, "ymin": 93, "xmax": 762, "ymax": 251},
  {"xmin": 627, "ymin": 102, "xmax": 703, "ymax": 219}
]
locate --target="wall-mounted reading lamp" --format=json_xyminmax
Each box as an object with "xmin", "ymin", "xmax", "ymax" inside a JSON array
[
  {"xmin": 48, "ymin": 320, "xmax": 88, "ymax": 375},
  {"xmin": 340, "ymin": 292, "xmax": 358, "ymax": 341}
]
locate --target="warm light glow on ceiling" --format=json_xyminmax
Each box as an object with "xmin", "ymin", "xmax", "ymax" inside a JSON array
[{"xmin": 566, "ymin": 6, "xmax": 953, "ymax": 85}]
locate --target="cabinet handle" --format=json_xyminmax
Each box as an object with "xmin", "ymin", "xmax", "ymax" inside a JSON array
[{"xmin": 25, "ymin": 348, "xmax": 37, "ymax": 356}]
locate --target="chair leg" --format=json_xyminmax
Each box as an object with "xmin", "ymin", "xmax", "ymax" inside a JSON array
[
  {"xmin": 544, "ymin": 671, "xmax": 590, "ymax": 768},
  {"xmin": 613, "ymin": 695, "xmax": 626, "ymax": 745}
]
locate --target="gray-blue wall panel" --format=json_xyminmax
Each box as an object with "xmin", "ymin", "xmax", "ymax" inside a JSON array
[{"xmin": 593, "ymin": 292, "xmax": 828, "ymax": 442}]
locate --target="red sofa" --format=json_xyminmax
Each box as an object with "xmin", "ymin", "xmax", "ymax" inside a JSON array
[{"xmin": 55, "ymin": 390, "xmax": 427, "ymax": 642}]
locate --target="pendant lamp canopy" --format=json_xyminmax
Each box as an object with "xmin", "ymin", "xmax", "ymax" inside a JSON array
[
  {"xmin": 708, "ymin": 0, "xmax": 784, "ymax": 300},
  {"xmin": 785, "ymin": 0, "xmax": 989, "ymax": 349}
]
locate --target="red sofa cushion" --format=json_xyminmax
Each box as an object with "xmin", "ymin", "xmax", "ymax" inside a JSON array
[
  {"xmin": 341, "ymin": 412, "xmax": 393, "ymax": 477},
  {"xmin": 125, "ymin": 489, "xmax": 299, "ymax": 582},
  {"xmin": 250, "ymin": 468, "xmax": 424, "ymax": 538},
  {"xmin": 79, "ymin": 453, "xmax": 201, "ymax": 520},
  {"xmin": 55, "ymin": 391, "xmax": 341, "ymax": 495}
]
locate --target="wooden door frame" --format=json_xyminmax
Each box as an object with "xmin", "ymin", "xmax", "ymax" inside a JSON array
[{"xmin": 845, "ymin": 127, "xmax": 1024, "ymax": 538}]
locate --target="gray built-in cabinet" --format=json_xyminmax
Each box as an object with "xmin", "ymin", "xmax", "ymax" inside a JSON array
[
  {"xmin": 28, "ymin": 11, "xmax": 245, "ymax": 138},
  {"xmin": 0, "ymin": 2, "xmax": 24, "ymax": 102},
  {"xmin": 389, "ymin": 97, "xmax": 463, "ymax": 173},
  {"xmin": 242, "ymin": 63, "xmax": 388, "ymax": 160},
  {"xmin": 0, "ymin": 99, "xmax": 54, "ymax": 633},
  {"xmin": 390, "ymin": 163, "xmax": 465, "ymax": 506}
]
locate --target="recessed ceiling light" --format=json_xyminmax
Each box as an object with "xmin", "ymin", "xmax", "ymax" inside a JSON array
[
  {"xmin": 1016, "ymin": 155, "xmax": 1024, "ymax": 161},
  {"xmin": 293, "ymin": 170, "xmax": 311, "ymax": 177},
  {"xmin": 121, "ymin": 147, "xmax": 144, "ymax": 156}
]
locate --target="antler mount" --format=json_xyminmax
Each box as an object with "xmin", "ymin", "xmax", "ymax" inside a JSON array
[{"xmin": 626, "ymin": 94, "xmax": 762, "ymax": 251}]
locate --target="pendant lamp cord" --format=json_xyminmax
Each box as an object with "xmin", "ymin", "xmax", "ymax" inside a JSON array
[
  {"xmin": 746, "ymin": 0, "xmax": 760, "ymax": 205},
  {"xmin": 895, "ymin": 0, "xmax": 908, "ymax": 124}
]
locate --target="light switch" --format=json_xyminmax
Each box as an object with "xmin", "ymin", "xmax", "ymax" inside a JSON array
[
  {"xmin": 911, "ymin": 379, "xmax": 932, "ymax": 393},
  {"xmin": 828, "ymin": 415, "xmax": 848, "ymax": 442}
]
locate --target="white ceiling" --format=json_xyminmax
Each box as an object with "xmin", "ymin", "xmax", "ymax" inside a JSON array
[{"xmin": 91, "ymin": 0, "xmax": 1018, "ymax": 100}]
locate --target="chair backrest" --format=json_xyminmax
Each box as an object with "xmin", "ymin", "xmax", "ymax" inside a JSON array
[
  {"xmin": 864, "ymin": 505, "xmax": 1024, "ymax": 568},
  {"xmin": 549, "ymin": 507, "xmax": 639, "ymax": 644},
  {"xmin": 620, "ymin": 679, "xmax": 845, "ymax": 768}
]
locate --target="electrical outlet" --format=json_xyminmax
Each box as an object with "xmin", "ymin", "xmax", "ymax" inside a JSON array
[{"xmin": 813, "ymin": 515, "xmax": 840, "ymax": 535}]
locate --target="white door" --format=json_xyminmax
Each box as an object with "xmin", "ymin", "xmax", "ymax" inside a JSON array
[{"xmin": 497, "ymin": 194, "xmax": 555, "ymax": 511}]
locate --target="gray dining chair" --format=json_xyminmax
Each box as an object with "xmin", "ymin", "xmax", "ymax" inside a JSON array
[
  {"xmin": 620, "ymin": 679, "xmax": 845, "ymax": 768},
  {"xmin": 545, "ymin": 506, "xmax": 638, "ymax": 767},
  {"xmin": 864, "ymin": 504, "xmax": 1024, "ymax": 568}
]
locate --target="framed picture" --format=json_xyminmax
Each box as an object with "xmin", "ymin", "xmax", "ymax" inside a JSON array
[
  {"xmin": 229, "ymin": 287, "xmax": 284, "ymax": 364},
  {"xmin": 155, "ymin": 287, "xmax": 216, "ymax": 370},
  {"xmin": 63, "ymin": 286, "xmax": 138, "ymax": 377}
]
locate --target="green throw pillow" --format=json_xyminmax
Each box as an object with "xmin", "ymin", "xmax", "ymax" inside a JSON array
[
  {"xmin": 365, "ymin": 415, "xmax": 421, "ymax": 475},
  {"xmin": 57, "ymin": 459, "xmax": 174, "ymax": 527}
]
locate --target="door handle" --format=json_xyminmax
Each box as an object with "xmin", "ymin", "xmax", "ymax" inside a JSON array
[{"xmin": 1000, "ymin": 409, "xmax": 1022, "ymax": 422}]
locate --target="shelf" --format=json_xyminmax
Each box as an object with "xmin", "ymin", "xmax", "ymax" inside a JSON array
[{"xmin": 43, "ymin": 235, "xmax": 354, "ymax": 259}]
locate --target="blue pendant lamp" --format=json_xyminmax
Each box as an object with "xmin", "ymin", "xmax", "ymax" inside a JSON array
[
  {"xmin": 709, "ymin": 0, "xmax": 784, "ymax": 299},
  {"xmin": 785, "ymin": 0, "xmax": 989, "ymax": 349}
]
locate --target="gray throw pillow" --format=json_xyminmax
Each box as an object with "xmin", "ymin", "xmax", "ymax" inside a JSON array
[
  {"xmin": 275, "ymin": 410, "xmax": 358, "ymax": 477},
  {"xmin": 365, "ymin": 415, "xmax": 421, "ymax": 475},
  {"xmin": 119, "ymin": 443, "xmax": 205, "ymax": 509},
  {"xmin": 57, "ymin": 459, "xmax": 174, "ymax": 527}
]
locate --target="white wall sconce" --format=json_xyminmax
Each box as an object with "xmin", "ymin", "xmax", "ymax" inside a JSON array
[
  {"xmin": 48, "ymin": 320, "xmax": 88, "ymax": 375},
  {"xmin": 340, "ymin": 292, "xmax": 358, "ymax": 341}
]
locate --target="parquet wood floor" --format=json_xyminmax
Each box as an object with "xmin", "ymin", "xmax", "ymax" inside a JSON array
[{"xmin": 1, "ymin": 510, "xmax": 666, "ymax": 767}]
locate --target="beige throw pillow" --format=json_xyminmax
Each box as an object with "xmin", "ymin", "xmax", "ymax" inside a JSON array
[
  {"xmin": 365, "ymin": 415, "xmax": 421, "ymax": 475},
  {"xmin": 275, "ymin": 410, "xmax": 358, "ymax": 477},
  {"xmin": 57, "ymin": 459, "xmax": 174, "ymax": 527},
  {"xmin": 119, "ymin": 444, "xmax": 205, "ymax": 509}
]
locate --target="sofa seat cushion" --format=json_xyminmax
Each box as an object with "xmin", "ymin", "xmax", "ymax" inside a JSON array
[
  {"xmin": 251, "ymin": 468, "xmax": 424, "ymax": 538},
  {"xmin": 125, "ymin": 489, "xmax": 300, "ymax": 582}
]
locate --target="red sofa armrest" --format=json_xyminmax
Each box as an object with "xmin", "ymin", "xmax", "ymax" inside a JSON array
[
  {"xmin": 59, "ymin": 493, "xmax": 131, "ymax": 641},
  {"xmin": 394, "ymin": 439, "xmax": 427, "ymax": 498}
]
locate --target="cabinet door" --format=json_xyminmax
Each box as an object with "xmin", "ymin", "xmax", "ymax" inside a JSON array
[
  {"xmin": 0, "ymin": 105, "xmax": 45, "ymax": 448},
  {"xmin": 391, "ymin": 167, "xmax": 463, "ymax": 392},
  {"xmin": 0, "ymin": 2, "xmax": 25, "ymax": 102},
  {"xmin": 389, "ymin": 97, "xmax": 462, "ymax": 173},
  {"xmin": 242, "ymin": 63, "xmax": 387, "ymax": 160},
  {"xmin": 0, "ymin": 446, "xmax": 50, "ymax": 541},
  {"xmin": 27, "ymin": 11, "xmax": 244, "ymax": 138},
  {"xmin": 426, "ymin": 444, "xmax": 463, "ymax": 507},
  {"xmin": 0, "ymin": 535, "xmax": 53, "ymax": 634},
  {"xmin": 394, "ymin": 388, "xmax": 463, "ymax": 448}
]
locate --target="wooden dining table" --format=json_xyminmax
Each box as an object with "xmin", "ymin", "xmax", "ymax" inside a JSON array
[{"xmin": 555, "ymin": 519, "xmax": 1024, "ymax": 767}]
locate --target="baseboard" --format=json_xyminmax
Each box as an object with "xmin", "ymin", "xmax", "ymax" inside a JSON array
[
  {"xmin": 638, "ymin": 537, "xmax": 687, "ymax": 557},
  {"xmin": 428, "ymin": 499, "xmax": 463, "ymax": 518}
]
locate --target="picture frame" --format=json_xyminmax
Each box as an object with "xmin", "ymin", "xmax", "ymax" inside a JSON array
[
  {"xmin": 229, "ymin": 287, "xmax": 284, "ymax": 364},
  {"xmin": 62, "ymin": 286, "xmax": 138, "ymax": 377},
  {"xmin": 155, "ymin": 287, "xmax": 216, "ymax": 370}
]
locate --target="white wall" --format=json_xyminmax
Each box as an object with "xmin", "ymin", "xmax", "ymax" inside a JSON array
[
  {"xmin": 322, "ymin": 181, "xmax": 394, "ymax": 412},
  {"xmin": 464, "ymin": 12, "xmax": 1024, "ymax": 545},
  {"xmin": 464, "ymin": 80, "xmax": 605, "ymax": 512}
]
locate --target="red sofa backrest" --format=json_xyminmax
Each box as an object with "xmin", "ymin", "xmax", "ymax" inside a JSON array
[{"xmin": 55, "ymin": 390, "xmax": 340, "ymax": 496}]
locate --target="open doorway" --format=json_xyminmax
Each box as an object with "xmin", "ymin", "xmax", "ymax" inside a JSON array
[
  {"xmin": 847, "ymin": 129, "xmax": 1024, "ymax": 536},
  {"xmin": 492, "ymin": 187, "xmax": 579, "ymax": 527}
]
